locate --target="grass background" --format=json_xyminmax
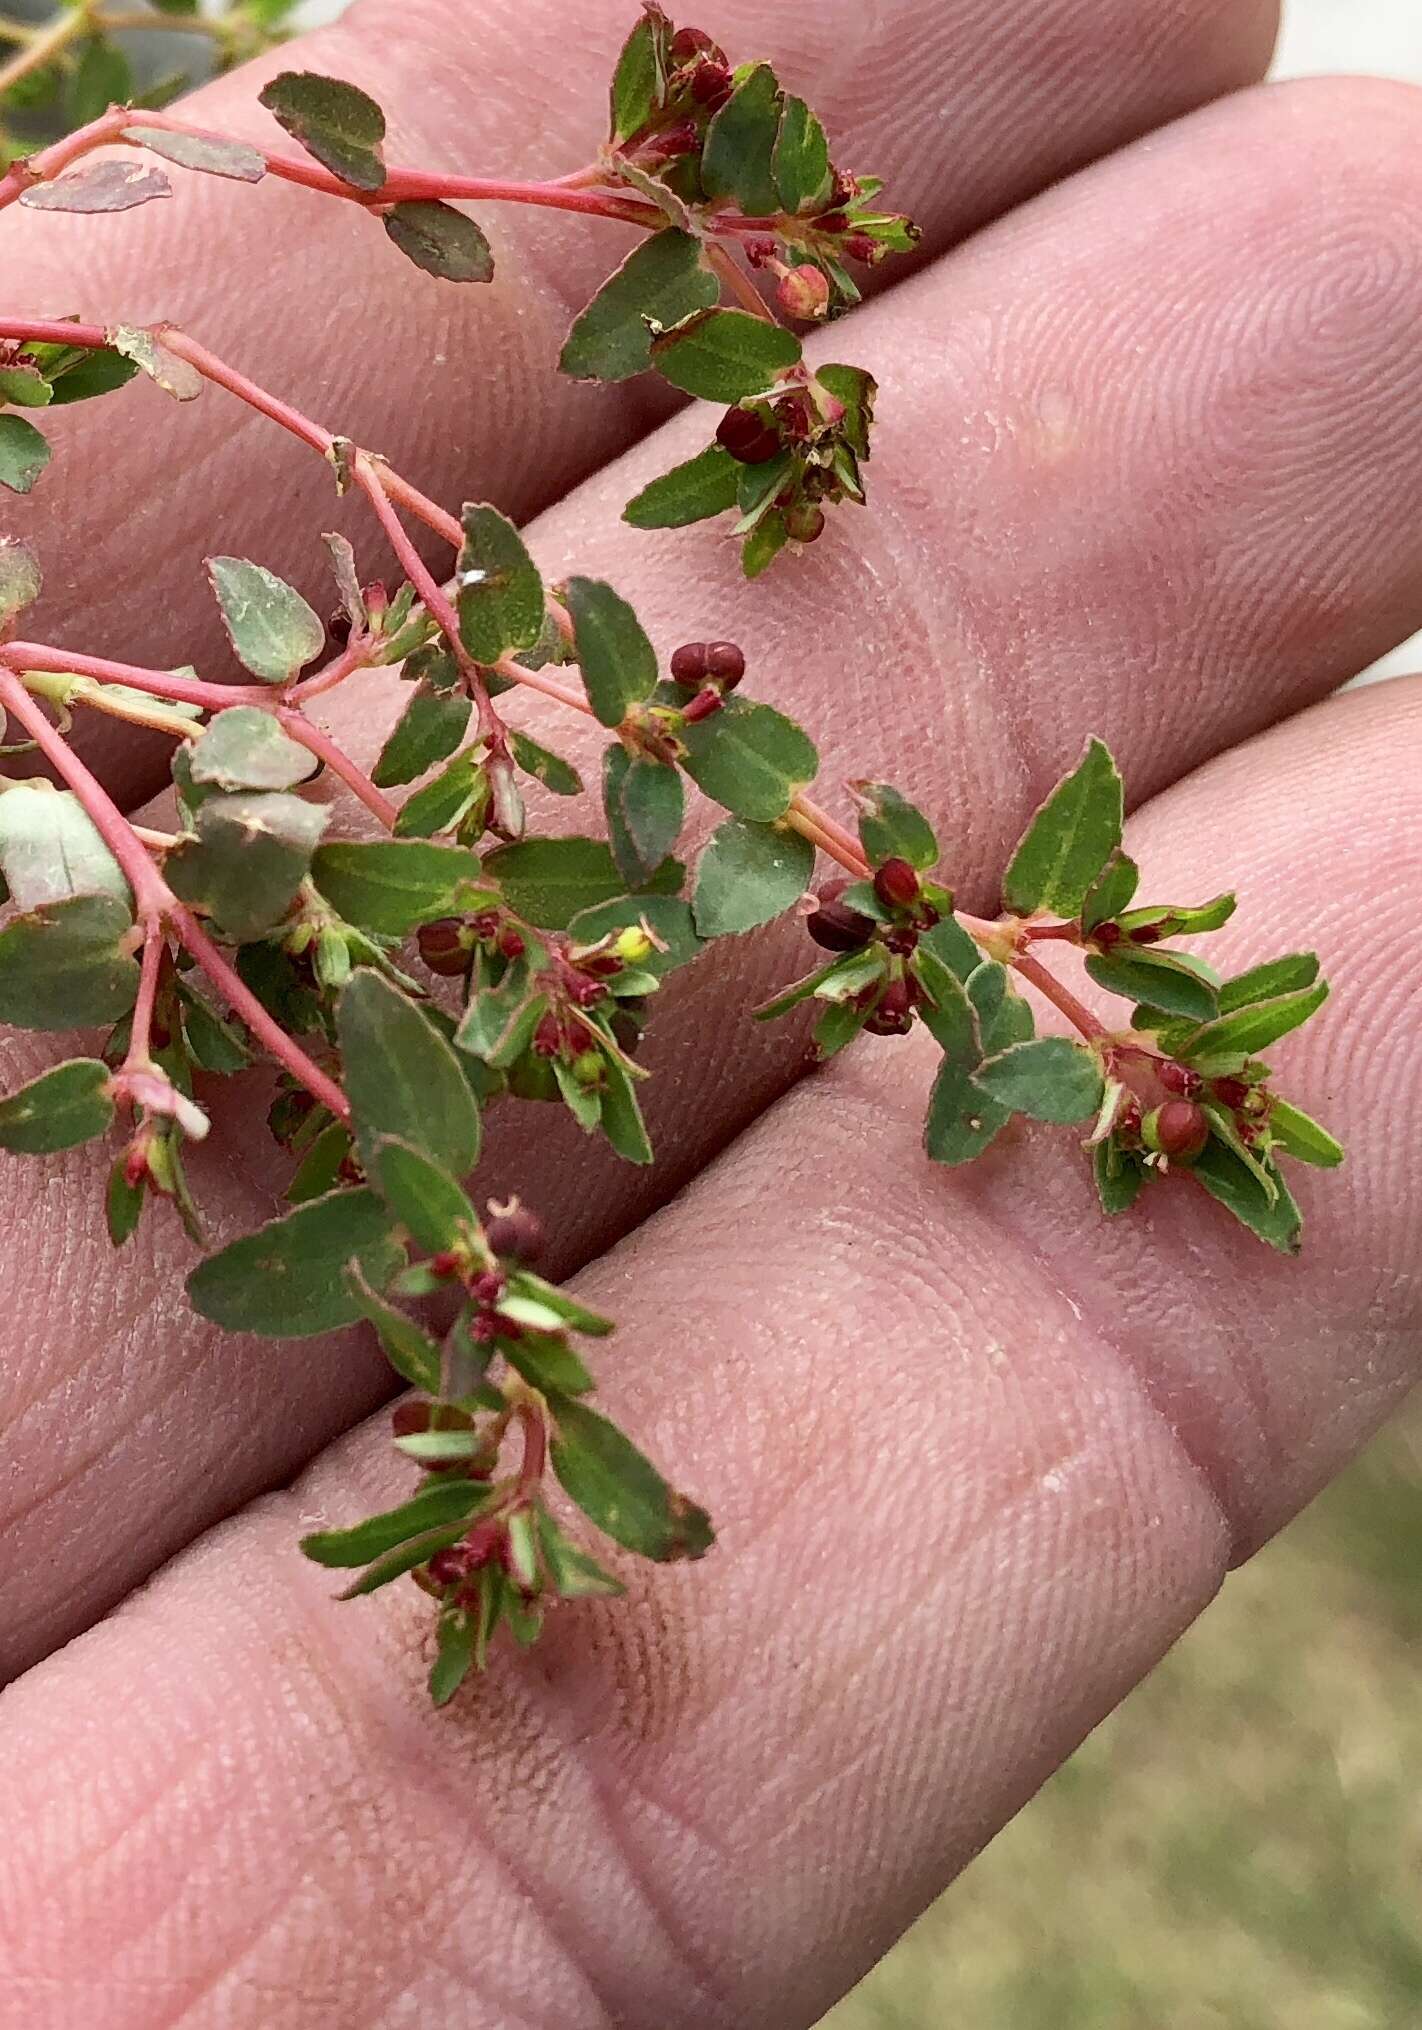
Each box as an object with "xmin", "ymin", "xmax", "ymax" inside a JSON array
[{"xmin": 820, "ymin": 12, "xmax": 1422, "ymax": 2025}]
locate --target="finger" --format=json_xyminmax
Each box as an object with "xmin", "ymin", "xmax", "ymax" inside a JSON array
[
  {"xmin": 2, "ymin": 0, "xmax": 1275, "ymax": 806},
  {"xmin": 2, "ymin": 678, "xmax": 1416, "ymax": 2030},
  {"xmin": 5, "ymin": 72, "xmax": 1422, "ymax": 1680}
]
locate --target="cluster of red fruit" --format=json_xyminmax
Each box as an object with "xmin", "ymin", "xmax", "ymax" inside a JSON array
[
  {"xmin": 668, "ymin": 635, "xmax": 746, "ymax": 721},
  {"xmin": 807, "ymin": 858, "xmax": 942, "ymax": 1036}
]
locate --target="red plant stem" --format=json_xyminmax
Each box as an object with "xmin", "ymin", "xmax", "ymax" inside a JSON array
[
  {"xmin": 173, "ymin": 909, "xmax": 351, "ymax": 1122},
  {"xmin": 790, "ymin": 792, "xmax": 868, "ymax": 873},
  {"xmin": 0, "ymin": 670, "xmax": 352, "ymax": 1116},
  {"xmin": 705, "ymin": 243, "xmax": 774, "ymax": 321},
  {"xmin": 1, "ymin": 639, "xmax": 264, "ymax": 711},
  {"xmin": 353, "ymin": 457, "xmax": 510, "ymax": 741},
  {"xmin": 275, "ymin": 708, "xmax": 398, "ymax": 832},
  {"xmin": 125, "ymin": 919, "xmax": 165, "ymax": 1067},
  {"xmin": 1011, "ymin": 950, "xmax": 1108, "ymax": 1042},
  {"xmin": 284, "ymin": 634, "xmax": 379, "ymax": 705}
]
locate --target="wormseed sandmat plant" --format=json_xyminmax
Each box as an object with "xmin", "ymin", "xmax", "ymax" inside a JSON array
[{"xmin": 0, "ymin": 3, "xmax": 1340, "ymax": 1704}]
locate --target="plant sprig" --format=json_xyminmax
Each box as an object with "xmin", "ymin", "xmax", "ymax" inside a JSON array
[{"xmin": 0, "ymin": 5, "xmax": 1337, "ymax": 1705}]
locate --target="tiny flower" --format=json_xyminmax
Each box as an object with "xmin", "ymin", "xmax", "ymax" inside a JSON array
[{"xmin": 777, "ymin": 264, "xmax": 831, "ymax": 321}]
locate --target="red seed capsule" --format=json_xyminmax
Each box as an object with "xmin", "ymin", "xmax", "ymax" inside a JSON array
[
  {"xmin": 670, "ymin": 641, "xmax": 708, "ymax": 686},
  {"xmin": 533, "ymin": 1013, "xmax": 564, "ymax": 1058},
  {"xmin": 873, "ymin": 857, "xmax": 921, "ymax": 911},
  {"xmin": 391, "ymin": 1401, "xmax": 431, "ymax": 1439},
  {"xmin": 1143, "ymin": 1100, "xmax": 1209, "ymax": 1161},
  {"xmin": 806, "ymin": 894, "xmax": 875, "ymax": 952},
  {"xmin": 777, "ymin": 264, "xmax": 831, "ymax": 321},
  {"xmin": 703, "ymin": 640, "xmax": 746, "ymax": 685},
  {"xmin": 785, "ymin": 501, "xmax": 826, "ymax": 543},
  {"xmin": 670, "ymin": 24, "xmax": 717, "ymax": 59},
  {"xmin": 865, "ymin": 977, "xmax": 915, "ymax": 1036},
  {"xmin": 1212, "ymin": 1076, "xmax": 1251, "ymax": 1110},
  {"xmin": 1129, "ymin": 925, "xmax": 1162, "ymax": 946},
  {"xmin": 716, "ymin": 405, "xmax": 782, "ymax": 465},
  {"xmin": 844, "ymin": 232, "xmax": 881, "ymax": 264},
  {"xmin": 1094, "ymin": 922, "xmax": 1123, "ymax": 951},
  {"xmin": 485, "ymin": 1204, "xmax": 546, "ymax": 1263},
  {"xmin": 417, "ymin": 917, "xmax": 473, "ymax": 977}
]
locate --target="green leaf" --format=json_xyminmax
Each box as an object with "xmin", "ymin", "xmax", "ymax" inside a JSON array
[
  {"xmin": 338, "ymin": 969, "xmax": 481, "ymax": 1179},
  {"xmin": 560, "ymin": 228, "xmax": 719, "ymax": 384},
  {"xmin": 123, "ymin": 125, "xmax": 266, "ymax": 183},
  {"xmin": 564, "ymin": 576, "xmax": 659, "ymax": 727},
  {"xmin": 258, "ymin": 71, "xmax": 386, "ymax": 191},
  {"xmin": 650, "ymin": 308, "xmax": 802, "ymax": 403},
  {"xmin": 286, "ymin": 1119, "xmax": 350, "ymax": 1204},
  {"xmin": 623, "ymin": 445, "xmax": 741, "ymax": 529},
  {"xmin": 370, "ymin": 684, "xmax": 471, "ymax": 790},
  {"xmin": 389, "ymin": 751, "xmax": 484, "ymax": 841},
  {"xmin": 741, "ymin": 508, "xmax": 789, "ymax": 579},
  {"xmin": 680, "ymin": 696, "xmax": 818, "ymax": 821},
  {"xmin": 106, "ymin": 1157, "xmax": 144, "ymax": 1246},
  {"xmin": 567, "ymin": 893, "xmax": 702, "ymax": 978},
  {"xmin": 1086, "ymin": 946, "xmax": 1220, "ymax": 1024},
  {"xmin": 383, "ymin": 200, "xmax": 493, "ymax": 282},
  {"xmin": 506, "ymin": 1270, "xmax": 614, "ymax": 1338},
  {"xmin": 535, "ymin": 1509, "xmax": 625, "ymax": 1598},
  {"xmin": 917, "ymin": 913, "xmax": 988, "ymax": 982},
  {"xmin": 924, "ymin": 1053, "xmax": 1011, "ymax": 1166},
  {"xmin": 855, "ymin": 782, "xmax": 938, "ymax": 871},
  {"xmin": 429, "ymin": 1605, "xmax": 478, "ymax": 1706},
  {"xmin": 608, "ymin": 7, "xmax": 668, "ymax": 142},
  {"xmin": 485, "ymin": 835, "xmax": 632, "ymax": 929},
  {"xmin": 1082, "ymin": 850, "xmax": 1139, "ymax": 931},
  {"xmin": 189, "ymin": 708, "xmax": 319, "ymax": 793},
  {"xmin": 186, "ymin": 1187, "xmax": 403, "ymax": 1337},
  {"xmin": 773, "ymin": 94, "xmax": 833, "ymax": 213},
  {"xmin": 603, "ymin": 747, "xmax": 684, "ymax": 888},
  {"xmin": 1117, "ymin": 895, "xmax": 1237, "ymax": 940},
  {"xmin": 1002, "ymin": 739, "xmax": 1124, "ymax": 917},
  {"xmin": 0, "ymin": 362, "xmax": 51, "ymax": 407},
  {"xmin": 972, "ymin": 1036, "xmax": 1104, "ymax": 1124},
  {"xmin": 165, "ymin": 791, "xmax": 327, "ymax": 940},
  {"xmin": 913, "ymin": 946, "xmax": 978, "ymax": 1056},
  {"xmin": 1269, "ymin": 1098, "xmax": 1344, "ymax": 1169},
  {"xmin": 300, "ymin": 1480, "xmax": 483, "ymax": 1568},
  {"xmin": 693, "ymin": 818, "xmax": 814, "ymax": 937},
  {"xmin": 0, "ymin": 1058, "xmax": 113, "ymax": 1154},
  {"xmin": 1181, "ymin": 982, "xmax": 1329, "ymax": 1070},
  {"xmin": 0, "ymin": 785, "xmax": 129, "ymax": 910},
  {"xmin": 0, "ymin": 415, "xmax": 50, "ymax": 494},
  {"xmin": 345, "ymin": 1261, "xmax": 443, "ymax": 1392},
  {"xmin": 0, "ymin": 537, "xmax": 41, "ymax": 626},
  {"xmin": 501, "ymin": 1330, "xmax": 595, "ymax": 1397},
  {"xmin": 454, "ymin": 957, "xmax": 547, "ymax": 1067},
  {"xmin": 23, "ymin": 340, "xmax": 137, "ymax": 407},
  {"xmin": 1191, "ymin": 1139, "xmax": 1302, "ymax": 1254},
  {"xmin": 369, "ymin": 1135, "xmax": 477, "ymax": 1255},
  {"xmin": 1218, "ymin": 952, "xmax": 1320, "ymax": 1014},
  {"xmin": 508, "ymin": 729, "xmax": 580, "ymax": 796},
  {"xmin": 598, "ymin": 1052, "xmax": 654, "ymax": 1165},
  {"xmin": 206, "ymin": 556, "xmax": 325, "ymax": 685},
  {"xmin": 701, "ymin": 62, "xmax": 783, "ymax": 217},
  {"xmin": 550, "ymin": 1395, "xmax": 714, "ymax": 1561},
  {"xmin": 0, "ymin": 894, "xmax": 138, "ymax": 1031},
  {"xmin": 311, "ymin": 839, "xmax": 492, "ymax": 936},
  {"xmin": 455, "ymin": 503, "xmax": 544, "ymax": 665},
  {"xmin": 1094, "ymin": 1140, "xmax": 1147, "ymax": 1215}
]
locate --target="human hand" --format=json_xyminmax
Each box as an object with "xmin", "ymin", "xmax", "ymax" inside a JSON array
[{"xmin": 3, "ymin": 0, "xmax": 1422, "ymax": 2023}]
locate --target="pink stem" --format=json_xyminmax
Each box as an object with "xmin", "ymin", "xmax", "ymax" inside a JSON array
[
  {"xmin": 174, "ymin": 909, "xmax": 351, "ymax": 1122},
  {"xmin": 276, "ymin": 708, "xmax": 398, "ymax": 832},
  {"xmin": 0, "ymin": 640, "xmax": 263, "ymax": 711},
  {"xmin": 705, "ymin": 243, "xmax": 774, "ymax": 322},
  {"xmin": 353, "ymin": 458, "xmax": 503, "ymax": 736},
  {"xmin": 1011, "ymin": 950, "xmax": 1108, "ymax": 1043},
  {"xmin": 124, "ymin": 919, "xmax": 165, "ymax": 1068}
]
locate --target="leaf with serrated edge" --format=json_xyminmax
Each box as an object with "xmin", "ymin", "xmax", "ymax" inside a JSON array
[
  {"xmin": 0, "ymin": 1058, "xmax": 113, "ymax": 1154},
  {"xmin": 693, "ymin": 818, "xmax": 813, "ymax": 938},
  {"xmin": 680, "ymin": 696, "xmax": 818, "ymax": 821},
  {"xmin": 560, "ymin": 229, "xmax": 719, "ymax": 384},
  {"xmin": 565, "ymin": 576, "xmax": 659, "ymax": 728},
  {"xmin": 651, "ymin": 308, "xmax": 802, "ymax": 403},
  {"xmin": 971, "ymin": 1037, "xmax": 1104, "ymax": 1124},
  {"xmin": 1003, "ymin": 739, "xmax": 1123, "ymax": 917},
  {"xmin": 338, "ymin": 969, "xmax": 481, "ymax": 1179},
  {"xmin": 123, "ymin": 125, "xmax": 266, "ymax": 182},
  {"xmin": 624, "ymin": 445, "xmax": 741, "ymax": 529},
  {"xmin": 207, "ymin": 556, "xmax": 325, "ymax": 683},
  {"xmin": 550, "ymin": 1394, "xmax": 713, "ymax": 1561}
]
